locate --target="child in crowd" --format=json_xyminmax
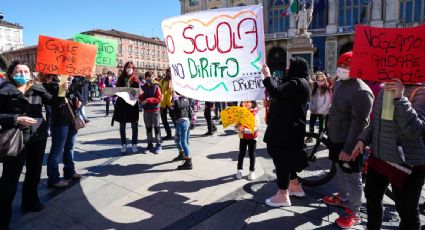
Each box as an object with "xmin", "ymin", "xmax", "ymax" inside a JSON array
[
  {"xmin": 306, "ymin": 71, "xmax": 332, "ymax": 142},
  {"xmin": 235, "ymin": 101, "xmax": 260, "ymax": 181},
  {"xmin": 172, "ymin": 92, "xmax": 193, "ymax": 170}
]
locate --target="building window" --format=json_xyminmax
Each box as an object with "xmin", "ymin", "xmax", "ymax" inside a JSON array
[
  {"xmin": 129, "ymin": 46, "xmax": 133, "ymax": 53},
  {"xmin": 267, "ymin": 0, "xmax": 290, "ymax": 33},
  {"xmin": 309, "ymin": 1, "xmax": 327, "ymax": 29},
  {"xmin": 135, "ymin": 47, "xmax": 139, "ymax": 54},
  {"xmin": 188, "ymin": 0, "xmax": 199, "ymax": 6},
  {"xmin": 119, "ymin": 46, "xmax": 122, "ymax": 54},
  {"xmin": 400, "ymin": 0, "xmax": 425, "ymax": 23},
  {"xmin": 338, "ymin": 0, "xmax": 368, "ymax": 27}
]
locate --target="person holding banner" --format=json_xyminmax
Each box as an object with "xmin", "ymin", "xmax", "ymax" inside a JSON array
[
  {"xmin": 261, "ymin": 57, "xmax": 310, "ymax": 207},
  {"xmin": 113, "ymin": 62, "xmax": 140, "ymax": 154},
  {"xmin": 323, "ymin": 51, "xmax": 374, "ymax": 229},
  {"xmin": 351, "ymin": 81, "xmax": 425, "ymax": 230},
  {"xmin": 0, "ymin": 61, "xmax": 54, "ymax": 228}
]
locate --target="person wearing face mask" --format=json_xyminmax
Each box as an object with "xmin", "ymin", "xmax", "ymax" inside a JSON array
[
  {"xmin": 0, "ymin": 61, "xmax": 55, "ymax": 229},
  {"xmin": 140, "ymin": 71, "xmax": 163, "ymax": 154},
  {"xmin": 306, "ymin": 71, "xmax": 332, "ymax": 143},
  {"xmin": 322, "ymin": 51, "xmax": 374, "ymax": 228},
  {"xmin": 113, "ymin": 62, "xmax": 140, "ymax": 154}
]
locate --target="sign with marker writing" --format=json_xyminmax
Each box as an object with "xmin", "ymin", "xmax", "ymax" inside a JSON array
[
  {"xmin": 36, "ymin": 35, "xmax": 97, "ymax": 76},
  {"xmin": 162, "ymin": 5, "xmax": 266, "ymax": 101},
  {"xmin": 74, "ymin": 34, "xmax": 117, "ymax": 67},
  {"xmin": 350, "ymin": 24, "xmax": 425, "ymax": 84}
]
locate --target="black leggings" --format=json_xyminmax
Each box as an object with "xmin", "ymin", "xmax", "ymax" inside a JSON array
[
  {"xmin": 237, "ymin": 139, "xmax": 256, "ymax": 171},
  {"xmin": 309, "ymin": 114, "xmax": 326, "ymax": 134}
]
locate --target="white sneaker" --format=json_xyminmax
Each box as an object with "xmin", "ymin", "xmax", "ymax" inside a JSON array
[
  {"xmin": 236, "ymin": 170, "xmax": 243, "ymax": 179},
  {"xmin": 265, "ymin": 197, "xmax": 291, "ymax": 207},
  {"xmin": 121, "ymin": 145, "xmax": 127, "ymax": 153},
  {"xmin": 132, "ymin": 145, "xmax": 138, "ymax": 153},
  {"xmin": 289, "ymin": 190, "xmax": 306, "ymax": 197},
  {"xmin": 248, "ymin": 171, "xmax": 256, "ymax": 181}
]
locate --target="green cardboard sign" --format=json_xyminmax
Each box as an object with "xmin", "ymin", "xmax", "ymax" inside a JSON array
[{"xmin": 74, "ymin": 33, "xmax": 117, "ymax": 67}]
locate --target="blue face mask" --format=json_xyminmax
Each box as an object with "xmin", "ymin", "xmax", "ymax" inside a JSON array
[{"xmin": 13, "ymin": 74, "xmax": 31, "ymax": 85}]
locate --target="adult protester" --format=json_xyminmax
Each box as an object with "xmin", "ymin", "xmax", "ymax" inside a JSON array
[
  {"xmin": 70, "ymin": 76, "xmax": 90, "ymax": 123},
  {"xmin": 44, "ymin": 75, "xmax": 83, "ymax": 188},
  {"xmin": 203, "ymin": 101, "xmax": 217, "ymax": 136},
  {"xmin": 0, "ymin": 61, "xmax": 53, "ymax": 229},
  {"xmin": 352, "ymin": 80, "xmax": 425, "ymax": 230},
  {"xmin": 113, "ymin": 62, "xmax": 140, "ymax": 154},
  {"xmin": 261, "ymin": 57, "xmax": 310, "ymax": 207},
  {"xmin": 172, "ymin": 92, "xmax": 193, "ymax": 170},
  {"xmin": 159, "ymin": 68, "xmax": 175, "ymax": 140},
  {"xmin": 104, "ymin": 71, "xmax": 117, "ymax": 117},
  {"xmin": 322, "ymin": 51, "xmax": 374, "ymax": 228}
]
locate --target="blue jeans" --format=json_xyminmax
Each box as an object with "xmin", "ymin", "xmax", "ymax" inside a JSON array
[
  {"xmin": 77, "ymin": 105, "xmax": 88, "ymax": 120},
  {"xmin": 175, "ymin": 119, "xmax": 190, "ymax": 157},
  {"xmin": 119, "ymin": 122, "xmax": 138, "ymax": 145},
  {"xmin": 47, "ymin": 124, "xmax": 78, "ymax": 185}
]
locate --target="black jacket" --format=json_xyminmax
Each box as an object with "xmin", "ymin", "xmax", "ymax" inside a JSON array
[
  {"xmin": 0, "ymin": 82, "xmax": 52, "ymax": 143},
  {"xmin": 44, "ymin": 80, "xmax": 79, "ymax": 127},
  {"xmin": 173, "ymin": 96, "xmax": 190, "ymax": 120},
  {"xmin": 263, "ymin": 57, "xmax": 311, "ymax": 149},
  {"xmin": 70, "ymin": 77, "xmax": 89, "ymax": 105}
]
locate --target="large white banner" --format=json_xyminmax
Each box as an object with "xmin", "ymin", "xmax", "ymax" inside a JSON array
[{"xmin": 162, "ymin": 5, "xmax": 266, "ymax": 102}]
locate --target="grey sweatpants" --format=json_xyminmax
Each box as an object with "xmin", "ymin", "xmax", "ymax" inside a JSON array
[
  {"xmin": 336, "ymin": 165, "xmax": 363, "ymax": 214},
  {"xmin": 143, "ymin": 111, "xmax": 161, "ymax": 145}
]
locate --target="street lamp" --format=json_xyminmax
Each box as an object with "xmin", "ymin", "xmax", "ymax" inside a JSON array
[{"xmin": 0, "ymin": 12, "xmax": 4, "ymax": 20}]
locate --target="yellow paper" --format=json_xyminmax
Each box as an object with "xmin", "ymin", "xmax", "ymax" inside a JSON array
[
  {"xmin": 58, "ymin": 75, "xmax": 68, "ymax": 97},
  {"xmin": 381, "ymin": 89, "xmax": 395, "ymax": 121},
  {"xmin": 220, "ymin": 106, "xmax": 255, "ymax": 133}
]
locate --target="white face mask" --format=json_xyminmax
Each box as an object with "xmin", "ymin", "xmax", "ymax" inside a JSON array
[
  {"xmin": 336, "ymin": 67, "xmax": 350, "ymax": 81},
  {"xmin": 126, "ymin": 68, "xmax": 133, "ymax": 75}
]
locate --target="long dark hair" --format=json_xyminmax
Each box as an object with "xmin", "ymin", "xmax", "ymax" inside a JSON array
[
  {"xmin": 117, "ymin": 61, "xmax": 139, "ymax": 87},
  {"xmin": 239, "ymin": 101, "xmax": 258, "ymax": 109},
  {"xmin": 311, "ymin": 71, "xmax": 330, "ymax": 96}
]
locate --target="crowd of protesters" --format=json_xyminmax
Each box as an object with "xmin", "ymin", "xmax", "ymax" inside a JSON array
[{"xmin": 0, "ymin": 49, "xmax": 424, "ymax": 230}]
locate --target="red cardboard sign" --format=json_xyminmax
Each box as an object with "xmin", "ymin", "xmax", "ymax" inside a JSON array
[
  {"xmin": 36, "ymin": 35, "xmax": 97, "ymax": 76},
  {"xmin": 350, "ymin": 24, "xmax": 425, "ymax": 84}
]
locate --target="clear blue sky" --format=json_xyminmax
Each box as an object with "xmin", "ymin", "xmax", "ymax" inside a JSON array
[{"xmin": 1, "ymin": 0, "xmax": 181, "ymax": 46}]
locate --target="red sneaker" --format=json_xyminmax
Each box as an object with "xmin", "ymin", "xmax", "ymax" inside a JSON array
[
  {"xmin": 322, "ymin": 193, "xmax": 348, "ymax": 207},
  {"xmin": 335, "ymin": 209, "xmax": 361, "ymax": 229}
]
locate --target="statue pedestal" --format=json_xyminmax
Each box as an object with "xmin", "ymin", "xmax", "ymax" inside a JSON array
[{"xmin": 287, "ymin": 34, "xmax": 315, "ymax": 76}]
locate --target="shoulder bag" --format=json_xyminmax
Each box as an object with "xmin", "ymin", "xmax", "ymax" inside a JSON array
[{"xmin": 65, "ymin": 98, "xmax": 86, "ymax": 130}]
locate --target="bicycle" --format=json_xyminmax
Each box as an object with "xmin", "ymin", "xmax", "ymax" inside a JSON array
[{"xmin": 297, "ymin": 130, "xmax": 337, "ymax": 186}]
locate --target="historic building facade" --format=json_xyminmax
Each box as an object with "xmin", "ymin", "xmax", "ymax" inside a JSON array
[
  {"xmin": 180, "ymin": 0, "xmax": 425, "ymax": 76},
  {"xmin": 2, "ymin": 29, "xmax": 169, "ymax": 77},
  {"xmin": 0, "ymin": 17, "xmax": 24, "ymax": 53}
]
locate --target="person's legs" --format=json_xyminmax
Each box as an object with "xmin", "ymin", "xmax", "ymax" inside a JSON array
[
  {"xmin": 204, "ymin": 102, "xmax": 215, "ymax": 133},
  {"xmin": 365, "ymin": 167, "xmax": 389, "ymax": 230},
  {"xmin": 247, "ymin": 139, "xmax": 256, "ymax": 172},
  {"xmin": 119, "ymin": 122, "xmax": 127, "ymax": 146},
  {"xmin": 105, "ymin": 100, "xmax": 110, "ymax": 116},
  {"xmin": 161, "ymin": 107, "xmax": 172, "ymax": 137},
  {"xmin": 0, "ymin": 153, "xmax": 25, "ymax": 228},
  {"xmin": 318, "ymin": 114, "xmax": 325, "ymax": 134},
  {"xmin": 131, "ymin": 121, "xmax": 138, "ymax": 145},
  {"xmin": 174, "ymin": 120, "xmax": 183, "ymax": 151},
  {"xmin": 21, "ymin": 139, "xmax": 47, "ymax": 209},
  {"xmin": 47, "ymin": 126, "xmax": 68, "ymax": 185},
  {"xmin": 80, "ymin": 105, "xmax": 88, "ymax": 121},
  {"xmin": 345, "ymin": 171, "xmax": 363, "ymax": 215},
  {"xmin": 180, "ymin": 120, "xmax": 190, "ymax": 157},
  {"xmin": 309, "ymin": 114, "xmax": 318, "ymax": 133},
  {"xmin": 153, "ymin": 111, "xmax": 162, "ymax": 145},
  {"xmin": 237, "ymin": 139, "xmax": 248, "ymax": 170},
  {"xmin": 392, "ymin": 168, "xmax": 425, "ymax": 230},
  {"xmin": 335, "ymin": 165, "xmax": 350, "ymax": 201},
  {"xmin": 63, "ymin": 125, "xmax": 78, "ymax": 179}
]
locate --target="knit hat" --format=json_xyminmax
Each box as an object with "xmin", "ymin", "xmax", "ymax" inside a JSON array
[
  {"xmin": 337, "ymin": 51, "xmax": 353, "ymax": 66},
  {"xmin": 287, "ymin": 56, "xmax": 309, "ymax": 79}
]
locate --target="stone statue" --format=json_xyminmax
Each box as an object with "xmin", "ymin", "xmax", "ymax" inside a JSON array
[{"xmin": 295, "ymin": 3, "xmax": 314, "ymax": 35}]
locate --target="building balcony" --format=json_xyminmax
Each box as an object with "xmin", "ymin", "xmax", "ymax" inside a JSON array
[
  {"xmin": 265, "ymin": 32, "xmax": 288, "ymax": 41},
  {"xmin": 397, "ymin": 21, "xmax": 424, "ymax": 28}
]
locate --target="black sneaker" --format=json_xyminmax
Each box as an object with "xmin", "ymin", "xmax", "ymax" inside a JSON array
[
  {"xmin": 163, "ymin": 135, "xmax": 173, "ymax": 140},
  {"xmin": 173, "ymin": 151, "xmax": 184, "ymax": 161},
  {"xmin": 177, "ymin": 159, "xmax": 193, "ymax": 170},
  {"xmin": 202, "ymin": 131, "xmax": 214, "ymax": 136}
]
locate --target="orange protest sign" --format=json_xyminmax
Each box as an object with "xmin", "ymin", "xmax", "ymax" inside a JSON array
[{"xmin": 36, "ymin": 35, "xmax": 97, "ymax": 76}]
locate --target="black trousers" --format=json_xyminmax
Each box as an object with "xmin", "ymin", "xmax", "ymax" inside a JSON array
[
  {"xmin": 0, "ymin": 139, "xmax": 47, "ymax": 229},
  {"xmin": 237, "ymin": 139, "xmax": 256, "ymax": 171},
  {"xmin": 204, "ymin": 102, "xmax": 216, "ymax": 132},
  {"xmin": 365, "ymin": 167, "xmax": 425, "ymax": 230},
  {"xmin": 160, "ymin": 107, "xmax": 175, "ymax": 137},
  {"xmin": 309, "ymin": 114, "xmax": 326, "ymax": 134}
]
